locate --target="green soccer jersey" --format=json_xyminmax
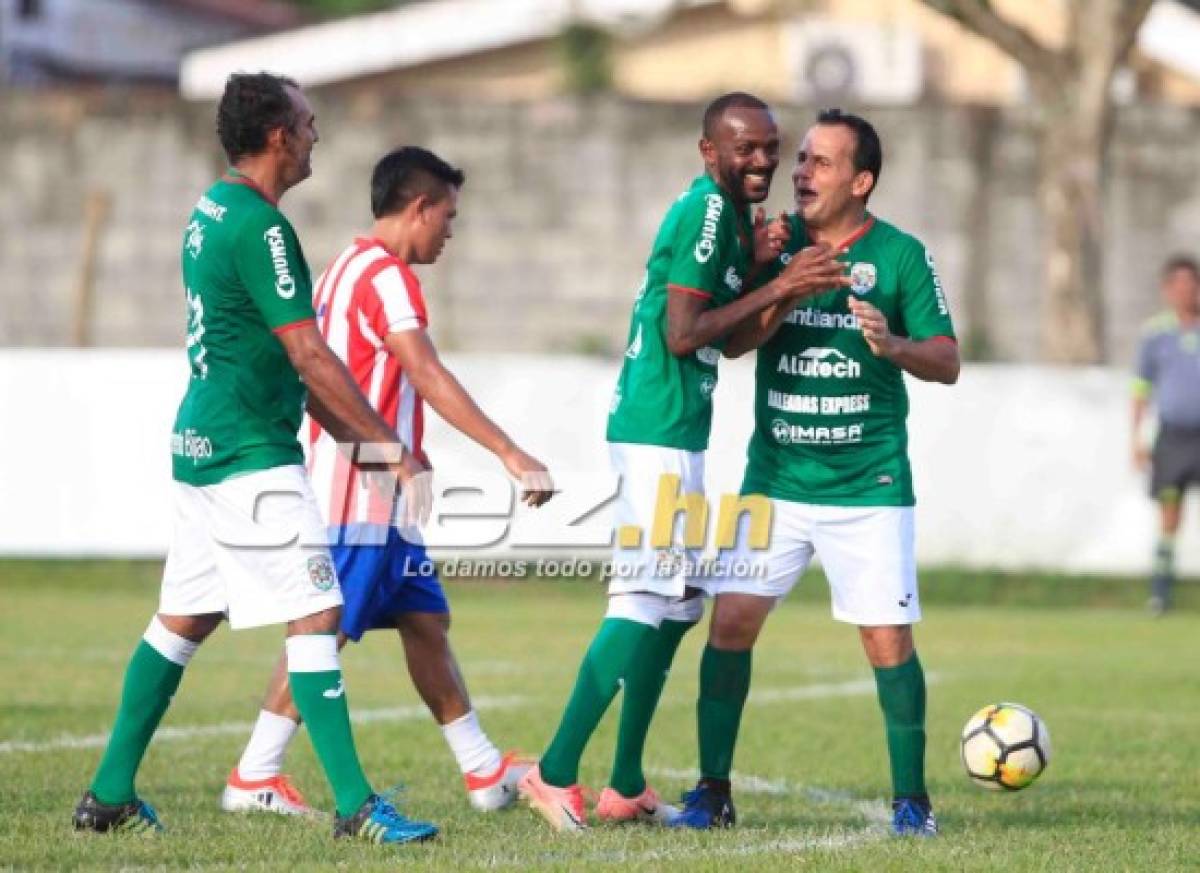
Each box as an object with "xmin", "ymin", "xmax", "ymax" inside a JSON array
[
  {"xmin": 170, "ymin": 175, "xmax": 316, "ymax": 486},
  {"xmin": 742, "ymin": 214, "xmax": 955, "ymax": 506},
  {"xmin": 606, "ymin": 174, "xmax": 753, "ymax": 451}
]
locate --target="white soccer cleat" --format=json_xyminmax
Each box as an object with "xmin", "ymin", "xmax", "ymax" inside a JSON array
[
  {"xmin": 464, "ymin": 751, "xmax": 534, "ymax": 812},
  {"xmin": 220, "ymin": 769, "xmax": 316, "ymax": 817}
]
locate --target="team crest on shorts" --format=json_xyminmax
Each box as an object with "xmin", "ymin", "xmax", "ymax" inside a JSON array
[
  {"xmin": 307, "ymin": 555, "xmax": 336, "ymax": 592},
  {"xmin": 849, "ymin": 262, "xmax": 877, "ymax": 295}
]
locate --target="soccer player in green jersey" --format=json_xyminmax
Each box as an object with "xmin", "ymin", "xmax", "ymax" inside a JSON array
[
  {"xmin": 73, "ymin": 72, "xmax": 438, "ymax": 845},
  {"xmin": 519, "ymin": 93, "xmax": 847, "ymax": 831},
  {"xmin": 669, "ymin": 109, "xmax": 960, "ymax": 836}
]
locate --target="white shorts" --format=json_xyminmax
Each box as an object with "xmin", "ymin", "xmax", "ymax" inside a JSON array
[
  {"xmin": 607, "ymin": 442, "xmax": 705, "ymax": 598},
  {"xmin": 711, "ymin": 500, "xmax": 920, "ymax": 626},
  {"xmin": 159, "ymin": 465, "xmax": 344, "ymax": 630}
]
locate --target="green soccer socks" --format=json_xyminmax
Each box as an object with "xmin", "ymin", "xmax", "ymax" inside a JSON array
[
  {"xmin": 874, "ymin": 651, "xmax": 927, "ymax": 799},
  {"xmin": 285, "ymin": 633, "xmax": 373, "ymax": 817},
  {"xmin": 90, "ymin": 618, "xmax": 197, "ymax": 805},
  {"xmin": 538, "ymin": 617, "xmax": 655, "ymax": 788},
  {"xmin": 609, "ymin": 618, "xmax": 696, "ymax": 797},
  {"xmin": 696, "ymin": 644, "xmax": 752, "ymax": 782}
]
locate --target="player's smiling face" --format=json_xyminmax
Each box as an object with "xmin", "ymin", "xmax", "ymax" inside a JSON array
[
  {"xmin": 413, "ymin": 185, "xmax": 458, "ymax": 265},
  {"xmin": 793, "ymin": 124, "xmax": 872, "ymax": 229},
  {"xmin": 704, "ymin": 107, "xmax": 780, "ymax": 206}
]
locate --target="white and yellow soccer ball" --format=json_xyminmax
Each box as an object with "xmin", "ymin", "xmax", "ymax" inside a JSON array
[{"xmin": 960, "ymin": 702, "xmax": 1050, "ymax": 791}]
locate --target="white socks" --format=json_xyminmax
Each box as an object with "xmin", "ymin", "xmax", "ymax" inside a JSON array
[
  {"xmin": 236, "ymin": 709, "xmax": 299, "ymax": 781},
  {"xmin": 284, "ymin": 633, "xmax": 341, "ymax": 673},
  {"xmin": 143, "ymin": 616, "xmax": 199, "ymax": 666},
  {"xmin": 441, "ymin": 710, "xmax": 502, "ymax": 776}
]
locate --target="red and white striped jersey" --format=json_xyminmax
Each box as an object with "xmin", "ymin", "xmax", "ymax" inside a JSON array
[{"xmin": 305, "ymin": 237, "xmax": 428, "ymax": 527}]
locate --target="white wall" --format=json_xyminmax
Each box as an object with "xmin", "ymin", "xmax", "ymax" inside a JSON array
[{"xmin": 1, "ymin": 350, "xmax": 1196, "ymax": 574}]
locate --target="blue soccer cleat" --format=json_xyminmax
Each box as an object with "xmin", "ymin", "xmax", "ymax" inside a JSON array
[
  {"xmin": 73, "ymin": 790, "xmax": 163, "ymax": 834},
  {"xmin": 891, "ymin": 797, "xmax": 938, "ymax": 837},
  {"xmin": 333, "ymin": 793, "xmax": 438, "ymax": 844},
  {"xmin": 665, "ymin": 781, "xmax": 736, "ymax": 829}
]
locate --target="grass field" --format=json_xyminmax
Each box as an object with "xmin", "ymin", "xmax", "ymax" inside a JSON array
[{"xmin": 1, "ymin": 561, "xmax": 1198, "ymax": 871}]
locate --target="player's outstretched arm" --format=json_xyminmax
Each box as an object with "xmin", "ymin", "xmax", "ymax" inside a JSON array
[{"xmin": 384, "ymin": 329, "xmax": 554, "ymax": 506}]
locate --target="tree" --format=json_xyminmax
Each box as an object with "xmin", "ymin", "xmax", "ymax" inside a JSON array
[{"xmin": 921, "ymin": 0, "xmax": 1154, "ymax": 363}]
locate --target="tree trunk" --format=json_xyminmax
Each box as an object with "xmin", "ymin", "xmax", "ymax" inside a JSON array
[{"xmin": 1036, "ymin": 103, "xmax": 1108, "ymax": 363}]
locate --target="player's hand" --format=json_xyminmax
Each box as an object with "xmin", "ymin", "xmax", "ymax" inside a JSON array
[
  {"xmin": 752, "ymin": 209, "xmax": 790, "ymax": 264},
  {"xmin": 1132, "ymin": 444, "xmax": 1151, "ymax": 472},
  {"xmin": 848, "ymin": 297, "xmax": 898, "ymax": 358},
  {"xmin": 391, "ymin": 452, "xmax": 433, "ymax": 527},
  {"xmin": 774, "ymin": 242, "xmax": 849, "ymax": 301},
  {"xmin": 500, "ymin": 447, "xmax": 555, "ymax": 507}
]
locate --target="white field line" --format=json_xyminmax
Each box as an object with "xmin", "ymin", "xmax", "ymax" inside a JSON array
[
  {"xmin": 0, "ymin": 695, "xmax": 527, "ymax": 754},
  {"xmin": 481, "ymin": 828, "xmax": 885, "ymax": 869},
  {"xmin": 647, "ymin": 766, "xmax": 892, "ymax": 826},
  {"xmin": 0, "ymin": 673, "xmax": 942, "ymax": 755}
]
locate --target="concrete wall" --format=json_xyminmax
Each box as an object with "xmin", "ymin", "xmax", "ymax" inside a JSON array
[
  {"xmin": 3, "ymin": 91, "xmax": 1200, "ymax": 363},
  {"xmin": 1, "ymin": 350, "xmax": 1196, "ymax": 575}
]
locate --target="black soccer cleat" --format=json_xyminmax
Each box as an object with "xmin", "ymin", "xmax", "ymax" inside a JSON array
[{"xmin": 72, "ymin": 790, "xmax": 163, "ymax": 834}]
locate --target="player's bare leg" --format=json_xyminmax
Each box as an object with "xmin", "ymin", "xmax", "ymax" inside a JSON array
[
  {"xmin": 395, "ymin": 612, "xmax": 469, "ymax": 723},
  {"xmin": 1150, "ymin": 492, "xmax": 1182, "ymax": 614},
  {"xmin": 859, "ymin": 624, "xmax": 934, "ymax": 836},
  {"xmin": 395, "ymin": 611, "xmax": 529, "ymax": 810}
]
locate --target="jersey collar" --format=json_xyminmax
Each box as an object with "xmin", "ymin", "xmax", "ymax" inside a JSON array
[{"xmin": 221, "ymin": 167, "xmax": 278, "ymax": 206}]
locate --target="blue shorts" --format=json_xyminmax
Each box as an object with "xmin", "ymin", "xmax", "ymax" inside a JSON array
[{"xmin": 331, "ymin": 526, "xmax": 449, "ymax": 642}]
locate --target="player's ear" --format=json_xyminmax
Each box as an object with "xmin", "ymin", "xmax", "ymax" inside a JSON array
[
  {"xmin": 699, "ymin": 137, "xmax": 717, "ymax": 168},
  {"xmin": 267, "ymin": 123, "xmax": 288, "ymax": 153},
  {"xmin": 852, "ymin": 170, "xmax": 874, "ymax": 200}
]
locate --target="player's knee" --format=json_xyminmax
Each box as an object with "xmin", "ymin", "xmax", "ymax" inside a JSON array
[
  {"xmin": 708, "ymin": 594, "xmax": 771, "ymax": 650},
  {"xmin": 398, "ymin": 611, "xmax": 452, "ymax": 647},
  {"xmin": 859, "ymin": 624, "xmax": 913, "ymax": 667},
  {"xmin": 156, "ymin": 611, "xmax": 222, "ymax": 643},
  {"xmin": 288, "ymin": 604, "xmax": 341, "ymax": 635}
]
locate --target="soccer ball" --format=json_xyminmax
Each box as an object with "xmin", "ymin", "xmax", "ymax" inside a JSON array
[{"xmin": 960, "ymin": 702, "xmax": 1050, "ymax": 791}]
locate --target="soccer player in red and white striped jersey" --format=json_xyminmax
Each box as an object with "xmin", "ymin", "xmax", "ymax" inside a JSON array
[{"xmin": 223, "ymin": 147, "xmax": 554, "ymax": 817}]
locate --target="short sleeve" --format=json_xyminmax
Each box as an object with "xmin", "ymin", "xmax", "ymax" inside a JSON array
[
  {"xmin": 1134, "ymin": 334, "xmax": 1156, "ymax": 393},
  {"xmin": 235, "ymin": 209, "xmax": 315, "ymax": 330},
  {"xmin": 666, "ymin": 191, "xmax": 733, "ymax": 300},
  {"xmin": 897, "ymin": 237, "xmax": 955, "ymax": 342},
  {"xmin": 364, "ymin": 262, "xmax": 428, "ymax": 338}
]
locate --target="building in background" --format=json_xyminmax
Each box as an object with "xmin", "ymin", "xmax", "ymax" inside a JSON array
[
  {"xmin": 0, "ymin": 0, "xmax": 299, "ymax": 87},
  {"xmin": 179, "ymin": 0, "xmax": 1200, "ymax": 106}
]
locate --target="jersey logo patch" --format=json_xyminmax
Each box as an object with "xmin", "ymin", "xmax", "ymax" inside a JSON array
[
  {"xmin": 724, "ymin": 266, "xmax": 743, "ymax": 292},
  {"xmin": 849, "ymin": 262, "xmax": 876, "ymax": 295},
  {"xmin": 693, "ymin": 193, "xmax": 723, "ymax": 263},
  {"xmin": 264, "ymin": 225, "xmax": 297, "ymax": 299},
  {"xmin": 185, "ymin": 220, "xmax": 205, "ymax": 260}
]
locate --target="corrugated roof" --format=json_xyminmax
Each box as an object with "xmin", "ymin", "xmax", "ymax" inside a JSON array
[{"xmin": 180, "ymin": 0, "xmax": 719, "ymax": 99}]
